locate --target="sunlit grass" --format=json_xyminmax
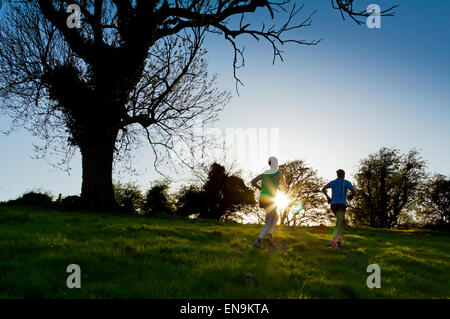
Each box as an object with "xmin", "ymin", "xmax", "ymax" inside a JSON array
[{"xmin": 0, "ymin": 205, "xmax": 449, "ymax": 298}]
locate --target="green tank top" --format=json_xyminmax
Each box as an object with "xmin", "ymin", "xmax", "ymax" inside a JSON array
[{"xmin": 260, "ymin": 170, "xmax": 280, "ymax": 198}]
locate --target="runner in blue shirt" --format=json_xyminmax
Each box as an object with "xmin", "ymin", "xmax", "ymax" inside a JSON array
[{"xmin": 322, "ymin": 169, "xmax": 356, "ymax": 250}]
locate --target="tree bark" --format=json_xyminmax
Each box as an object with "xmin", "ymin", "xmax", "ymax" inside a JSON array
[{"xmin": 80, "ymin": 132, "xmax": 119, "ymax": 211}]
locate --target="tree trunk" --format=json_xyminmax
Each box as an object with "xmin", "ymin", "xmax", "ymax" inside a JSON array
[{"xmin": 80, "ymin": 133, "xmax": 119, "ymax": 211}]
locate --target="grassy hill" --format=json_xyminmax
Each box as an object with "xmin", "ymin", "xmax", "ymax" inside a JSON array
[{"xmin": 0, "ymin": 205, "xmax": 448, "ymax": 298}]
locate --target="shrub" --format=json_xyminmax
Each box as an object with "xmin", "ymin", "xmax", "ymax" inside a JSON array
[
  {"xmin": 113, "ymin": 182, "xmax": 145, "ymax": 213},
  {"xmin": 60, "ymin": 195, "xmax": 83, "ymax": 210},
  {"xmin": 175, "ymin": 185, "xmax": 205, "ymax": 218},
  {"xmin": 10, "ymin": 190, "xmax": 54, "ymax": 207},
  {"xmin": 175, "ymin": 163, "xmax": 255, "ymax": 220},
  {"xmin": 143, "ymin": 181, "xmax": 174, "ymax": 215}
]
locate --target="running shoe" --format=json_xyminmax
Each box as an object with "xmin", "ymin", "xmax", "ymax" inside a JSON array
[
  {"xmin": 329, "ymin": 240, "xmax": 340, "ymax": 250},
  {"xmin": 253, "ymin": 239, "xmax": 263, "ymax": 249}
]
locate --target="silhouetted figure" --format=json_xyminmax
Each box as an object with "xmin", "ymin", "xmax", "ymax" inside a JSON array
[
  {"xmin": 251, "ymin": 156, "xmax": 282, "ymax": 249},
  {"xmin": 322, "ymin": 169, "xmax": 356, "ymax": 250}
]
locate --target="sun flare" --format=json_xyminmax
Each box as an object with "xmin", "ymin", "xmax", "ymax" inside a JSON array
[{"xmin": 274, "ymin": 191, "xmax": 290, "ymax": 211}]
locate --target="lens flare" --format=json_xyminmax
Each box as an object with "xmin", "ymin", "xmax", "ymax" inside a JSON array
[{"xmin": 274, "ymin": 191, "xmax": 290, "ymax": 211}]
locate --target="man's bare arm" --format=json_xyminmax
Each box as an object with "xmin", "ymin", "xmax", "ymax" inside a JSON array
[{"xmin": 251, "ymin": 174, "xmax": 262, "ymax": 190}]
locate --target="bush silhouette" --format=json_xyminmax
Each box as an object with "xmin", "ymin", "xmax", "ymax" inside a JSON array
[
  {"xmin": 143, "ymin": 182, "xmax": 174, "ymax": 215},
  {"xmin": 113, "ymin": 182, "xmax": 145, "ymax": 213},
  {"xmin": 10, "ymin": 191, "xmax": 54, "ymax": 207},
  {"xmin": 176, "ymin": 163, "xmax": 255, "ymax": 220},
  {"xmin": 60, "ymin": 195, "xmax": 83, "ymax": 211}
]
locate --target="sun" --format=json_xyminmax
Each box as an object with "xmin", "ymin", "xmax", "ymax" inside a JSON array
[{"xmin": 274, "ymin": 191, "xmax": 291, "ymax": 211}]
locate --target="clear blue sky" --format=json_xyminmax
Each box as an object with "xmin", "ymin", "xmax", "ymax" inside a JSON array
[{"xmin": 1, "ymin": 0, "xmax": 449, "ymax": 201}]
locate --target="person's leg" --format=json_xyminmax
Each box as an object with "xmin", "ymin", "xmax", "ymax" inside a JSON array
[
  {"xmin": 266, "ymin": 209, "xmax": 278, "ymax": 247},
  {"xmin": 333, "ymin": 206, "xmax": 345, "ymax": 241},
  {"xmin": 268, "ymin": 209, "xmax": 278, "ymax": 236},
  {"xmin": 336, "ymin": 206, "xmax": 346, "ymax": 241},
  {"xmin": 259, "ymin": 210, "xmax": 275, "ymax": 239},
  {"xmin": 330, "ymin": 205, "xmax": 338, "ymax": 241},
  {"xmin": 255, "ymin": 208, "xmax": 273, "ymax": 248}
]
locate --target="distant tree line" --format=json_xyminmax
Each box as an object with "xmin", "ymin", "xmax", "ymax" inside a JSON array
[{"xmin": 1, "ymin": 146, "xmax": 448, "ymax": 230}]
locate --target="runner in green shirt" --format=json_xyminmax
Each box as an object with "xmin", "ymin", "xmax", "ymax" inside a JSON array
[{"xmin": 251, "ymin": 156, "xmax": 283, "ymax": 249}]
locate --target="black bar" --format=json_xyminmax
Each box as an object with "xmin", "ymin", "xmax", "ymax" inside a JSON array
[{"xmin": 0, "ymin": 299, "xmax": 448, "ymax": 318}]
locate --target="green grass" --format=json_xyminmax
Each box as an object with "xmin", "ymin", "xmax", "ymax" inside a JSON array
[{"xmin": 0, "ymin": 205, "xmax": 449, "ymax": 298}]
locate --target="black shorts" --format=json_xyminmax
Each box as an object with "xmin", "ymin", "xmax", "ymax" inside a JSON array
[
  {"xmin": 259, "ymin": 196, "xmax": 274, "ymax": 210},
  {"xmin": 331, "ymin": 204, "xmax": 346, "ymax": 215}
]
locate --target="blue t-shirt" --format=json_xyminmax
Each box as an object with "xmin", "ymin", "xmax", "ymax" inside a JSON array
[{"xmin": 325, "ymin": 178, "xmax": 354, "ymax": 205}]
